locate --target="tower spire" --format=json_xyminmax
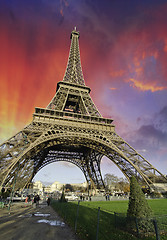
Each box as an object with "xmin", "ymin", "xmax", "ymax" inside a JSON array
[{"xmin": 63, "ymin": 27, "xmax": 85, "ymax": 86}]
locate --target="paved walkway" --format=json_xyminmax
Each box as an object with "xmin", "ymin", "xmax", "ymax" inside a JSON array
[{"xmin": 0, "ymin": 202, "xmax": 79, "ymax": 240}]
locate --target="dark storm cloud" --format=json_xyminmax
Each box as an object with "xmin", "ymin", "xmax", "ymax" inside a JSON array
[
  {"xmin": 159, "ymin": 106, "xmax": 167, "ymax": 118},
  {"xmin": 154, "ymin": 105, "xmax": 167, "ymax": 133},
  {"xmin": 138, "ymin": 125, "xmax": 167, "ymax": 143},
  {"xmin": 124, "ymin": 105, "xmax": 167, "ymax": 157}
]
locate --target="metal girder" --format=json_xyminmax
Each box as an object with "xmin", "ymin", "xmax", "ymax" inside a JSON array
[
  {"xmin": 23, "ymin": 146, "xmax": 105, "ymax": 190},
  {"xmin": 1, "ymin": 123, "xmax": 167, "ymax": 190},
  {"xmin": 0, "ymin": 28, "xmax": 167, "ymax": 192}
]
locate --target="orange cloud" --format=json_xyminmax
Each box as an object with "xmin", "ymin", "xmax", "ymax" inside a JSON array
[
  {"xmin": 164, "ymin": 39, "xmax": 167, "ymax": 52},
  {"xmin": 110, "ymin": 69, "xmax": 125, "ymax": 77},
  {"xmin": 126, "ymin": 47, "xmax": 164, "ymax": 92},
  {"xmin": 128, "ymin": 78, "xmax": 166, "ymax": 92},
  {"xmin": 60, "ymin": 0, "xmax": 69, "ymax": 17},
  {"xmin": 110, "ymin": 87, "xmax": 117, "ymax": 90},
  {"xmin": 60, "ymin": 9, "xmax": 63, "ymax": 16}
]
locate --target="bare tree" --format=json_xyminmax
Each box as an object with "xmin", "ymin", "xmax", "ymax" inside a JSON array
[{"xmin": 104, "ymin": 174, "xmax": 130, "ymax": 192}]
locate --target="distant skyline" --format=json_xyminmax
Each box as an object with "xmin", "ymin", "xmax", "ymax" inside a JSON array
[{"xmin": 0, "ymin": 0, "xmax": 167, "ymax": 184}]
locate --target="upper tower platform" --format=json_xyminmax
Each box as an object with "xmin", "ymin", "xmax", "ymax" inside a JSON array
[{"xmin": 47, "ymin": 28, "xmax": 102, "ymax": 117}]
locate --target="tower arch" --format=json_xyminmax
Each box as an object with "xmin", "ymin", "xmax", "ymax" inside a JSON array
[{"xmin": 1, "ymin": 130, "xmax": 166, "ymax": 190}]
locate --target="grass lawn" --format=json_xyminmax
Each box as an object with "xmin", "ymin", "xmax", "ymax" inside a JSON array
[
  {"xmin": 79, "ymin": 198, "xmax": 167, "ymax": 215},
  {"xmin": 80, "ymin": 200, "xmax": 129, "ymax": 213},
  {"xmin": 51, "ymin": 199, "xmax": 167, "ymax": 240},
  {"xmin": 147, "ymin": 199, "xmax": 167, "ymax": 215}
]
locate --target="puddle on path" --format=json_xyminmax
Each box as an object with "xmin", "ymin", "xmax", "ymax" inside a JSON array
[
  {"xmin": 39, "ymin": 204, "xmax": 47, "ymax": 208},
  {"xmin": 34, "ymin": 213, "xmax": 50, "ymax": 217},
  {"xmin": 18, "ymin": 214, "xmax": 32, "ymax": 218},
  {"xmin": 37, "ymin": 219, "xmax": 65, "ymax": 227},
  {"xmin": 18, "ymin": 212, "xmax": 65, "ymax": 227},
  {"xmin": 18, "ymin": 212, "xmax": 50, "ymax": 218}
]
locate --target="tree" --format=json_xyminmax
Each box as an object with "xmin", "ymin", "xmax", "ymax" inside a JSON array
[
  {"xmin": 104, "ymin": 174, "xmax": 130, "ymax": 192},
  {"xmin": 127, "ymin": 176, "xmax": 152, "ymax": 218},
  {"xmin": 64, "ymin": 184, "xmax": 74, "ymax": 192},
  {"xmin": 117, "ymin": 177, "xmax": 130, "ymax": 193},
  {"xmin": 104, "ymin": 174, "xmax": 119, "ymax": 190},
  {"xmin": 0, "ymin": 188, "xmax": 10, "ymax": 199},
  {"xmin": 59, "ymin": 187, "xmax": 67, "ymax": 202}
]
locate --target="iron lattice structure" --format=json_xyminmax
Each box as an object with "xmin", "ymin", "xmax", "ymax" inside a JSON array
[{"xmin": 0, "ymin": 28, "xmax": 167, "ymax": 191}]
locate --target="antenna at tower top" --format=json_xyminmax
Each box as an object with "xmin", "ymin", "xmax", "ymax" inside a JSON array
[{"xmin": 70, "ymin": 26, "xmax": 80, "ymax": 39}]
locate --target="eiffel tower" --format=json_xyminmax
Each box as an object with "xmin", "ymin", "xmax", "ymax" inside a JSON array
[{"xmin": 0, "ymin": 27, "xmax": 167, "ymax": 191}]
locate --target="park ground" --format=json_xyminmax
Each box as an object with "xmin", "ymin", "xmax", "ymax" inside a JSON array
[
  {"xmin": 0, "ymin": 199, "xmax": 167, "ymax": 240},
  {"xmin": 0, "ymin": 201, "xmax": 79, "ymax": 240}
]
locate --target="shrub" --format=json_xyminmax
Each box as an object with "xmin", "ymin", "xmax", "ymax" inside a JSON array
[
  {"xmin": 127, "ymin": 176, "xmax": 153, "ymax": 233},
  {"xmin": 127, "ymin": 176, "xmax": 152, "ymax": 219}
]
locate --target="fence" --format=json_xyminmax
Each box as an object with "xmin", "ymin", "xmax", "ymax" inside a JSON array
[
  {"xmin": 155, "ymin": 215, "xmax": 167, "ymax": 239},
  {"xmin": 51, "ymin": 200, "xmax": 167, "ymax": 240}
]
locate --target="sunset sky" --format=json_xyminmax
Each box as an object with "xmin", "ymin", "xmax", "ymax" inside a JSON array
[{"xmin": 0, "ymin": 0, "xmax": 167, "ymax": 184}]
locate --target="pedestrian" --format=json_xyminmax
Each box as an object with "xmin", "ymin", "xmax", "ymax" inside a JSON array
[
  {"xmin": 25, "ymin": 196, "xmax": 28, "ymax": 204},
  {"xmin": 47, "ymin": 197, "xmax": 51, "ymax": 206},
  {"xmin": 36, "ymin": 194, "xmax": 40, "ymax": 207},
  {"xmin": 33, "ymin": 195, "xmax": 37, "ymax": 208}
]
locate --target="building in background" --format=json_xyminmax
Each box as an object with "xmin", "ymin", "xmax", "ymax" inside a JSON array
[
  {"xmin": 50, "ymin": 181, "xmax": 63, "ymax": 192},
  {"xmin": 32, "ymin": 181, "xmax": 88, "ymax": 194}
]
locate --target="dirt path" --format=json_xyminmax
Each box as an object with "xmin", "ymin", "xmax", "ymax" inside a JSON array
[{"xmin": 0, "ymin": 202, "xmax": 79, "ymax": 240}]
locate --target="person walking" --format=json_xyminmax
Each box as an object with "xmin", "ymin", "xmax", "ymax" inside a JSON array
[
  {"xmin": 36, "ymin": 194, "xmax": 40, "ymax": 207},
  {"xmin": 47, "ymin": 197, "xmax": 51, "ymax": 206}
]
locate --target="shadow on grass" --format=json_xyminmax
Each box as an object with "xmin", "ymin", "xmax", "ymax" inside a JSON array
[{"xmin": 51, "ymin": 200, "xmax": 137, "ymax": 240}]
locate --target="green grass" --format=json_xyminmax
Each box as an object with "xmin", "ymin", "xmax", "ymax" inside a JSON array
[
  {"xmin": 80, "ymin": 200, "xmax": 129, "ymax": 213},
  {"xmin": 51, "ymin": 199, "xmax": 167, "ymax": 240},
  {"xmin": 51, "ymin": 200, "xmax": 137, "ymax": 240},
  {"xmin": 79, "ymin": 198, "xmax": 167, "ymax": 215},
  {"xmin": 147, "ymin": 199, "xmax": 167, "ymax": 215}
]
